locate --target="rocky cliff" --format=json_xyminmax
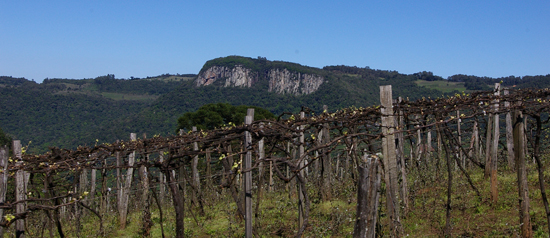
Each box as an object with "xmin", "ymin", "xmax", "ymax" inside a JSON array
[
  {"xmin": 267, "ymin": 68, "xmax": 323, "ymax": 95},
  {"xmin": 196, "ymin": 65, "xmax": 324, "ymax": 95},
  {"xmin": 195, "ymin": 65, "xmax": 258, "ymax": 87}
]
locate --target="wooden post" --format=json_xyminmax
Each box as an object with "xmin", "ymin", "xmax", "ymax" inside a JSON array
[
  {"xmin": 484, "ymin": 113, "xmax": 493, "ymax": 178},
  {"xmin": 139, "ymin": 163, "xmax": 152, "ymax": 236},
  {"xmin": 100, "ymin": 157, "xmax": 108, "ymax": 215},
  {"xmin": 321, "ymin": 105, "xmax": 332, "ymax": 201},
  {"xmin": 353, "ymin": 154, "xmax": 381, "ymax": 238},
  {"xmin": 91, "ymin": 167, "xmax": 97, "ymax": 208},
  {"xmin": 514, "ymin": 106, "xmax": 532, "ymax": 238},
  {"xmin": 164, "ymin": 166, "xmax": 186, "ymax": 238},
  {"xmin": 457, "ymin": 110, "xmax": 463, "ymax": 168},
  {"xmin": 191, "ymin": 127, "xmax": 200, "ymax": 208},
  {"xmin": 258, "ymin": 138, "xmax": 265, "ymax": 184},
  {"xmin": 504, "ymin": 88, "xmax": 515, "ymax": 170},
  {"xmin": 178, "ymin": 129, "xmax": 186, "ymax": 202},
  {"xmin": 380, "ymin": 85, "xmax": 401, "ymax": 236},
  {"xmin": 395, "ymin": 98, "xmax": 408, "ymax": 214},
  {"xmin": 159, "ymin": 151, "xmax": 166, "ymax": 205},
  {"xmin": 0, "ymin": 145, "xmax": 8, "ymax": 237},
  {"xmin": 119, "ymin": 133, "xmax": 136, "ymax": 229},
  {"xmin": 415, "ymin": 124, "xmax": 422, "ymax": 162},
  {"xmin": 490, "ymin": 83, "xmax": 500, "ymax": 203},
  {"xmin": 298, "ymin": 111, "xmax": 305, "ymax": 230},
  {"xmin": 470, "ymin": 120, "xmax": 480, "ymax": 168},
  {"xmin": 244, "ymin": 109, "xmax": 254, "ymax": 238},
  {"xmin": 14, "ymin": 140, "xmax": 27, "ymax": 238},
  {"xmin": 80, "ymin": 168, "xmax": 89, "ymax": 205},
  {"xmin": 116, "ymin": 150, "xmax": 122, "ymax": 218}
]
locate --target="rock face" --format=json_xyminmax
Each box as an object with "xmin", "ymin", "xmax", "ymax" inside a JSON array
[
  {"xmin": 196, "ymin": 66, "xmax": 257, "ymax": 87},
  {"xmin": 267, "ymin": 68, "xmax": 323, "ymax": 95},
  {"xmin": 196, "ymin": 66, "xmax": 324, "ymax": 95}
]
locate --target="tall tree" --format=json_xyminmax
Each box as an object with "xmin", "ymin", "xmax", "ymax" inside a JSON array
[{"xmin": 176, "ymin": 103, "xmax": 275, "ymax": 131}]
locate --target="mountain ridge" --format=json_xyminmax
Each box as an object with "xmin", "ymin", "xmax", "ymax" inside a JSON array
[{"xmin": 1, "ymin": 55, "xmax": 550, "ymax": 152}]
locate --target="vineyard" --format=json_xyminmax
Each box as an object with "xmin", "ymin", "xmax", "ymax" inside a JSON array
[{"xmin": 1, "ymin": 84, "xmax": 550, "ymax": 237}]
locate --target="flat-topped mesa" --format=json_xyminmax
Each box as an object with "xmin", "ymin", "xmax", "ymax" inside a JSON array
[{"xmin": 195, "ymin": 65, "xmax": 324, "ymax": 95}]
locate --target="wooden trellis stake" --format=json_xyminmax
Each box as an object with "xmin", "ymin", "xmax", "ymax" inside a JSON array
[
  {"xmin": 514, "ymin": 104, "xmax": 532, "ymax": 238},
  {"xmin": 504, "ymin": 88, "xmax": 515, "ymax": 169},
  {"xmin": 0, "ymin": 145, "xmax": 8, "ymax": 237},
  {"xmin": 191, "ymin": 127, "xmax": 200, "ymax": 207},
  {"xmin": 380, "ymin": 85, "xmax": 402, "ymax": 236},
  {"xmin": 321, "ymin": 105, "xmax": 332, "ymax": 201},
  {"xmin": 353, "ymin": 154, "xmax": 381, "ymax": 238},
  {"xmin": 14, "ymin": 140, "xmax": 28, "ymax": 238},
  {"xmin": 244, "ymin": 108, "xmax": 254, "ymax": 238},
  {"xmin": 298, "ymin": 111, "xmax": 305, "ymax": 230},
  {"xmin": 490, "ymin": 83, "xmax": 500, "ymax": 203},
  {"xmin": 119, "ymin": 133, "xmax": 136, "ymax": 229}
]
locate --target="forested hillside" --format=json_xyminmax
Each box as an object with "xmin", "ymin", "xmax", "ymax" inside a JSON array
[
  {"xmin": 0, "ymin": 75, "xmax": 187, "ymax": 152},
  {"xmin": 1, "ymin": 56, "xmax": 549, "ymax": 153}
]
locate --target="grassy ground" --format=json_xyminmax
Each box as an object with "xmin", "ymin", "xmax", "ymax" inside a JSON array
[{"xmin": 6, "ymin": 159, "xmax": 550, "ymax": 237}]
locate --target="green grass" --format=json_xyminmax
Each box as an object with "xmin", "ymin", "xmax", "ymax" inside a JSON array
[
  {"xmin": 6, "ymin": 157, "xmax": 550, "ymax": 237},
  {"xmin": 415, "ymin": 79, "xmax": 468, "ymax": 93}
]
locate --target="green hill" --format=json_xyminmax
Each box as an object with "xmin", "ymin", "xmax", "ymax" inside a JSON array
[{"xmin": 1, "ymin": 56, "xmax": 549, "ymax": 152}]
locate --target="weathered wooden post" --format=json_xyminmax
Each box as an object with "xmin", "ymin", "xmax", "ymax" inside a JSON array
[
  {"xmin": 119, "ymin": 133, "xmax": 136, "ymax": 229},
  {"xmin": 469, "ymin": 120, "xmax": 480, "ymax": 168},
  {"xmin": 353, "ymin": 154, "xmax": 381, "ymax": 238},
  {"xmin": 116, "ymin": 149, "xmax": 122, "ymax": 217},
  {"xmin": 191, "ymin": 127, "xmax": 200, "ymax": 208},
  {"xmin": 514, "ymin": 104, "xmax": 532, "ymax": 238},
  {"xmin": 100, "ymin": 156, "xmax": 108, "ymax": 215},
  {"xmin": 178, "ymin": 129, "xmax": 186, "ymax": 200},
  {"xmin": 90, "ymin": 168, "xmax": 97, "ymax": 208},
  {"xmin": 437, "ymin": 126, "xmax": 443, "ymax": 172},
  {"xmin": 379, "ymin": 85, "xmax": 402, "ymax": 236},
  {"xmin": 0, "ymin": 145, "xmax": 8, "ymax": 237},
  {"xmin": 504, "ymin": 88, "xmax": 515, "ymax": 169},
  {"xmin": 269, "ymin": 147, "xmax": 274, "ymax": 192},
  {"xmin": 298, "ymin": 111, "xmax": 305, "ymax": 230},
  {"xmin": 139, "ymin": 159, "xmax": 152, "ymax": 236},
  {"xmin": 415, "ymin": 124, "xmax": 422, "ymax": 162},
  {"xmin": 258, "ymin": 136, "xmax": 265, "ymax": 185},
  {"xmin": 457, "ymin": 110, "xmax": 463, "ymax": 168},
  {"xmin": 14, "ymin": 140, "xmax": 27, "ymax": 238},
  {"xmin": 244, "ymin": 108, "xmax": 254, "ymax": 238},
  {"xmin": 484, "ymin": 113, "xmax": 494, "ymax": 178},
  {"xmin": 490, "ymin": 83, "xmax": 500, "ymax": 203},
  {"xmin": 321, "ymin": 105, "xmax": 332, "ymax": 201},
  {"xmin": 158, "ymin": 152, "xmax": 166, "ymax": 205},
  {"xmin": 395, "ymin": 97, "xmax": 408, "ymax": 214}
]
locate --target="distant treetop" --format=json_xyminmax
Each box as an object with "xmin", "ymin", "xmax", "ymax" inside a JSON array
[{"xmin": 176, "ymin": 103, "xmax": 275, "ymax": 132}]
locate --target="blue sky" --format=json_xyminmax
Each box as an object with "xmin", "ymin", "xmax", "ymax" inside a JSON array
[{"xmin": 1, "ymin": 1, "xmax": 548, "ymax": 83}]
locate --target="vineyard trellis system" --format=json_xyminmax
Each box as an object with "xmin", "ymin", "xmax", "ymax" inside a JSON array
[{"xmin": 1, "ymin": 84, "xmax": 550, "ymax": 237}]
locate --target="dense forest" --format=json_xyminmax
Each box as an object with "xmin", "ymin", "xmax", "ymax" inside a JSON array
[{"xmin": 1, "ymin": 56, "xmax": 549, "ymax": 152}]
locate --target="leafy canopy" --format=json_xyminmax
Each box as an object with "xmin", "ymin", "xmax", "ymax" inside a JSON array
[{"xmin": 176, "ymin": 103, "xmax": 275, "ymax": 132}]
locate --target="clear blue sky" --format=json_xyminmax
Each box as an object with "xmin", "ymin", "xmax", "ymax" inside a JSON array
[{"xmin": 1, "ymin": 1, "xmax": 549, "ymax": 83}]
